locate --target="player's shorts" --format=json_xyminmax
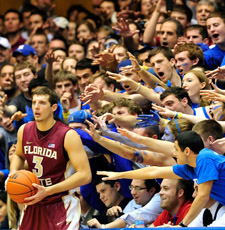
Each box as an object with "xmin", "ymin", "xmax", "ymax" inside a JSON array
[{"xmin": 19, "ymin": 194, "xmax": 81, "ymax": 230}]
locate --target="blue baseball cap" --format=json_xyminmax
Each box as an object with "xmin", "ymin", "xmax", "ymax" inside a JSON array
[
  {"xmin": 13, "ymin": 44, "xmax": 37, "ymax": 57},
  {"xmin": 117, "ymin": 59, "xmax": 132, "ymax": 73},
  {"xmin": 68, "ymin": 110, "xmax": 93, "ymax": 124}
]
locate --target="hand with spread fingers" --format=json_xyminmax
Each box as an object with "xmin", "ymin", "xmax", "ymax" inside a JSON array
[
  {"xmin": 84, "ymin": 120, "xmax": 101, "ymax": 142},
  {"xmin": 10, "ymin": 111, "xmax": 27, "ymax": 122},
  {"xmin": 112, "ymin": 18, "xmax": 140, "ymax": 38},
  {"xmin": 135, "ymin": 110, "xmax": 160, "ymax": 128},
  {"xmin": 152, "ymin": 104, "xmax": 176, "ymax": 118},
  {"xmin": 205, "ymin": 66, "xmax": 225, "ymax": 80},
  {"xmin": 80, "ymin": 84, "xmax": 104, "ymax": 105}
]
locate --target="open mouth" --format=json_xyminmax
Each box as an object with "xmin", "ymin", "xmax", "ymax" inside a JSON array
[
  {"xmin": 123, "ymin": 84, "xmax": 130, "ymax": 89},
  {"xmin": 212, "ymin": 34, "xmax": 219, "ymax": 38},
  {"xmin": 158, "ymin": 72, "xmax": 164, "ymax": 77},
  {"xmin": 162, "ymin": 42, "xmax": 168, "ymax": 46}
]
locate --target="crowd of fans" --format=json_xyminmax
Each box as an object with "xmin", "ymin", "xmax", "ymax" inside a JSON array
[{"xmin": 0, "ymin": 0, "xmax": 225, "ymax": 228}]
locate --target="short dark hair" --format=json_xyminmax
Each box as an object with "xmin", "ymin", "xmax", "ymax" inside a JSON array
[
  {"xmin": 148, "ymin": 46, "xmax": 174, "ymax": 62},
  {"xmin": 161, "ymin": 18, "xmax": 184, "ymax": 37},
  {"xmin": 94, "ymin": 175, "xmax": 119, "ymax": 188},
  {"xmin": 30, "ymin": 8, "xmax": 47, "ymax": 22},
  {"xmin": 75, "ymin": 58, "xmax": 99, "ymax": 74},
  {"xmin": 28, "ymin": 78, "xmax": 51, "ymax": 96},
  {"xmin": 173, "ymin": 4, "xmax": 193, "ymax": 23},
  {"xmin": 192, "ymin": 120, "xmax": 223, "ymax": 142},
  {"xmin": 176, "ymin": 179, "xmax": 194, "ymax": 202},
  {"xmin": 186, "ymin": 25, "xmax": 209, "ymax": 40},
  {"xmin": 145, "ymin": 179, "xmax": 160, "ymax": 193},
  {"xmin": 30, "ymin": 28, "xmax": 49, "ymax": 44},
  {"xmin": 175, "ymin": 131, "xmax": 204, "ymax": 153},
  {"xmin": 160, "ymin": 87, "xmax": 192, "ymax": 106},
  {"xmin": 32, "ymin": 86, "xmax": 59, "ymax": 106},
  {"xmin": 4, "ymin": 9, "xmax": 22, "ymax": 22}
]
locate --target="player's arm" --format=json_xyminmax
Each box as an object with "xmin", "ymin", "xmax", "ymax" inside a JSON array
[
  {"xmin": 97, "ymin": 166, "xmax": 182, "ymax": 181},
  {"xmin": 10, "ymin": 124, "xmax": 26, "ymax": 174},
  {"xmin": 47, "ymin": 130, "xmax": 92, "ymax": 195},
  {"xmin": 180, "ymin": 180, "xmax": 213, "ymax": 226}
]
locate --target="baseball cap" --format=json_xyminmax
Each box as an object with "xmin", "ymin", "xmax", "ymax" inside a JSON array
[
  {"xmin": 117, "ymin": 59, "xmax": 132, "ymax": 73},
  {"xmin": 13, "ymin": 44, "xmax": 37, "ymax": 57},
  {"xmin": 53, "ymin": 17, "xmax": 69, "ymax": 29},
  {"xmin": 0, "ymin": 37, "xmax": 11, "ymax": 49},
  {"xmin": 68, "ymin": 110, "xmax": 93, "ymax": 124}
]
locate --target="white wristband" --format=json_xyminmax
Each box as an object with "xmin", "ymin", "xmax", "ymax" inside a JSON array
[{"xmin": 134, "ymin": 83, "xmax": 141, "ymax": 92}]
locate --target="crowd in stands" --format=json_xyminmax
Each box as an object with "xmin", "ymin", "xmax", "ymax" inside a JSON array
[{"xmin": 1, "ymin": 0, "xmax": 225, "ymax": 228}]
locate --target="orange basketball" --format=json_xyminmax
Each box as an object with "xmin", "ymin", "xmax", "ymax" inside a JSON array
[{"xmin": 7, "ymin": 170, "xmax": 40, "ymax": 204}]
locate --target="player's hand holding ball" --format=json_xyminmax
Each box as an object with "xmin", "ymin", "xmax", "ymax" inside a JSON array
[{"xmin": 7, "ymin": 170, "xmax": 40, "ymax": 204}]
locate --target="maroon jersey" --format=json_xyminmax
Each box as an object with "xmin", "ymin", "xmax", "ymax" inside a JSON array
[{"xmin": 22, "ymin": 120, "xmax": 73, "ymax": 203}]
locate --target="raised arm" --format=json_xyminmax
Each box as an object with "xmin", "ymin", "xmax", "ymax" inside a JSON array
[
  {"xmin": 107, "ymin": 71, "xmax": 162, "ymax": 104},
  {"xmin": 181, "ymin": 181, "xmax": 213, "ymax": 226},
  {"xmin": 118, "ymin": 128, "xmax": 175, "ymax": 157},
  {"xmin": 85, "ymin": 121, "xmax": 175, "ymax": 166},
  {"xmin": 143, "ymin": 0, "xmax": 167, "ymax": 46},
  {"xmin": 97, "ymin": 166, "xmax": 181, "ymax": 181},
  {"xmin": 128, "ymin": 52, "xmax": 168, "ymax": 89}
]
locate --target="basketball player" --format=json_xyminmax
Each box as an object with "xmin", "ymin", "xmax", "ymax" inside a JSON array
[{"xmin": 9, "ymin": 87, "xmax": 92, "ymax": 230}]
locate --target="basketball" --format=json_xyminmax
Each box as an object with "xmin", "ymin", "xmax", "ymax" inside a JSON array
[{"xmin": 7, "ymin": 170, "xmax": 40, "ymax": 204}]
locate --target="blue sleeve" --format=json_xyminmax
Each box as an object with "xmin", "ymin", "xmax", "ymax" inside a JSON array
[
  {"xmin": 75, "ymin": 129, "xmax": 112, "ymax": 155},
  {"xmin": 0, "ymin": 169, "xmax": 9, "ymax": 180},
  {"xmin": 196, "ymin": 155, "xmax": 219, "ymax": 184},
  {"xmin": 173, "ymin": 164, "xmax": 197, "ymax": 180}
]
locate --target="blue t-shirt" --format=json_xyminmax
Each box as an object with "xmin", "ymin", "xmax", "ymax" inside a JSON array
[
  {"xmin": 204, "ymin": 45, "xmax": 225, "ymax": 70},
  {"xmin": 173, "ymin": 148, "xmax": 225, "ymax": 205}
]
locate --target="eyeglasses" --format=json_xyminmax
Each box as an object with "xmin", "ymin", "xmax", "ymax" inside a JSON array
[{"xmin": 129, "ymin": 185, "xmax": 147, "ymax": 191}]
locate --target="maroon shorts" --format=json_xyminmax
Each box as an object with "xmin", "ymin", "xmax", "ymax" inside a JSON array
[{"xmin": 19, "ymin": 194, "xmax": 80, "ymax": 230}]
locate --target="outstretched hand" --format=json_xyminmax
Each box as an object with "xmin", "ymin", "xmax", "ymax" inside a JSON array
[
  {"xmin": 10, "ymin": 111, "xmax": 27, "ymax": 123},
  {"xmin": 152, "ymin": 104, "xmax": 176, "ymax": 118},
  {"xmin": 97, "ymin": 171, "xmax": 121, "ymax": 181},
  {"xmin": 135, "ymin": 110, "xmax": 160, "ymax": 128},
  {"xmin": 112, "ymin": 18, "xmax": 140, "ymax": 38},
  {"xmin": 84, "ymin": 120, "xmax": 101, "ymax": 142}
]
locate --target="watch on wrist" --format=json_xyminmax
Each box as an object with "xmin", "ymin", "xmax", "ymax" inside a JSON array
[{"xmin": 179, "ymin": 221, "xmax": 187, "ymax": 227}]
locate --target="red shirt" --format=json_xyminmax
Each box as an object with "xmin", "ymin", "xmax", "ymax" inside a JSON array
[{"xmin": 153, "ymin": 200, "xmax": 192, "ymax": 226}]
